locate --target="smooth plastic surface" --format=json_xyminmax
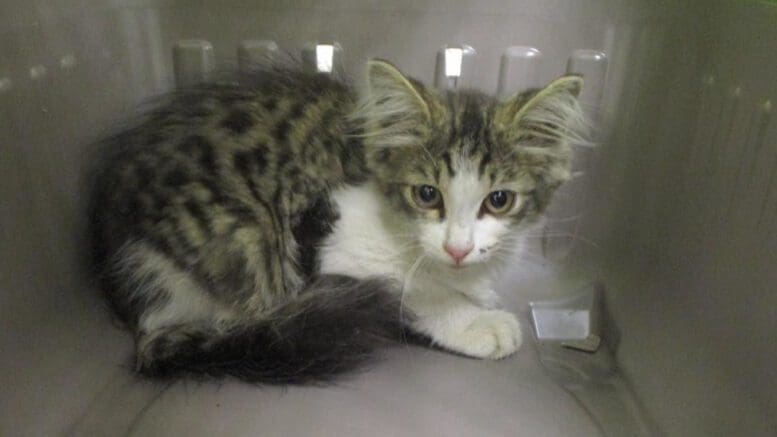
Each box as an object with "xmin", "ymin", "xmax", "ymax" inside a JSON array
[
  {"xmin": 497, "ymin": 46, "xmax": 542, "ymax": 96},
  {"xmin": 434, "ymin": 45, "xmax": 476, "ymax": 89},
  {"xmin": 173, "ymin": 39, "xmax": 215, "ymax": 86},
  {"xmin": 530, "ymin": 284, "xmax": 601, "ymax": 343}
]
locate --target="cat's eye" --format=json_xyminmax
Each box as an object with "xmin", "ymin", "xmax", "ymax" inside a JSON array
[
  {"xmin": 483, "ymin": 190, "xmax": 516, "ymax": 215},
  {"xmin": 413, "ymin": 185, "xmax": 442, "ymax": 209}
]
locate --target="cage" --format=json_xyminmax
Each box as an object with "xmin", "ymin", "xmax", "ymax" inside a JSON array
[{"xmin": 1, "ymin": 1, "xmax": 775, "ymax": 435}]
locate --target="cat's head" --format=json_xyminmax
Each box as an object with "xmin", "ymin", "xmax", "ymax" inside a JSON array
[{"xmin": 354, "ymin": 59, "xmax": 585, "ymax": 269}]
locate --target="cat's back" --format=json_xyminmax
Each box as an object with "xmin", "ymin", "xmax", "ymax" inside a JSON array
[
  {"xmin": 90, "ymin": 67, "xmax": 363, "ymax": 258},
  {"xmin": 107, "ymin": 67, "xmax": 357, "ymax": 172}
]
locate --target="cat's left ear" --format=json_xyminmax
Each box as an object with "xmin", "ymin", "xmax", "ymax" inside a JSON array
[{"xmin": 495, "ymin": 75, "xmax": 585, "ymax": 147}]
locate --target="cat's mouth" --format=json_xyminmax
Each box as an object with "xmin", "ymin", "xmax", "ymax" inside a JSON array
[{"xmin": 444, "ymin": 260, "xmax": 478, "ymax": 270}]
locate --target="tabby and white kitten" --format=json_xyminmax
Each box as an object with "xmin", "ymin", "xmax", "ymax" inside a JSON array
[{"xmin": 89, "ymin": 59, "xmax": 584, "ymax": 383}]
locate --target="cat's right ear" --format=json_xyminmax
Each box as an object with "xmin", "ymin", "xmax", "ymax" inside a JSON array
[{"xmin": 354, "ymin": 59, "xmax": 433, "ymax": 147}]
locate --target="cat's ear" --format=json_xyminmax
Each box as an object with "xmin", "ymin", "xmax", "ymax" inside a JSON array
[
  {"xmin": 354, "ymin": 59, "xmax": 434, "ymax": 147},
  {"xmin": 495, "ymin": 75, "xmax": 586, "ymax": 147}
]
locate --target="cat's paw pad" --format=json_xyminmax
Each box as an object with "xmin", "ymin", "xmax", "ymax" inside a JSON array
[{"xmin": 455, "ymin": 310, "xmax": 522, "ymax": 359}]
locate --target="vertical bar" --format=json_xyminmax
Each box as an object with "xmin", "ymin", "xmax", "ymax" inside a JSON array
[
  {"xmin": 566, "ymin": 49, "xmax": 608, "ymax": 111},
  {"xmin": 434, "ymin": 45, "xmax": 476, "ymax": 90},
  {"xmin": 173, "ymin": 39, "xmax": 215, "ymax": 87},
  {"xmin": 237, "ymin": 40, "xmax": 278, "ymax": 71},
  {"xmin": 497, "ymin": 46, "xmax": 542, "ymax": 97},
  {"xmin": 301, "ymin": 43, "xmax": 342, "ymax": 74}
]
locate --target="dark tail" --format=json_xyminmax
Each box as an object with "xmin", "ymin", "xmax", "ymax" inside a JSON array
[{"xmin": 136, "ymin": 275, "xmax": 407, "ymax": 384}]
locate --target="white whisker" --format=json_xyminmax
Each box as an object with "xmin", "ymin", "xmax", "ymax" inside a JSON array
[{"xmin": 399, "ymin": 253, "xmax": 426, "ymax": 330}]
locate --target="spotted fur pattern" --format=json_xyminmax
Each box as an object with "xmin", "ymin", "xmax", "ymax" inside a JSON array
[{"xmin": 89, "ymin": 60, "xmax": 584, "ymax": 383}]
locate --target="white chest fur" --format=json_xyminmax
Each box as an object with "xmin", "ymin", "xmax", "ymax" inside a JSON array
[
  {"xmin": 319, "ymin": 184, "xmax": 494, "ymax": 299},
  {"xmin": 319, "ymin": 184, "xmax": 523, "ymax": 359}
]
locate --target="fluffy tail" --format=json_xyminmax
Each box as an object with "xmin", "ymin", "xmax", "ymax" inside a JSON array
[{"xmin": 136, "ymin": 275, "xmax": 406, "ymax": 384}]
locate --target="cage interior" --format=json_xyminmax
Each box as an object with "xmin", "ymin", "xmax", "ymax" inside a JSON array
[{"xmin": 1, "ymin": 1, "xmax": 775, "ymax": 435}]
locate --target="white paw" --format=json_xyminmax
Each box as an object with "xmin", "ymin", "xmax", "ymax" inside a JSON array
[{"xmin": 449, "ymin": 310, "xmax": 522, "ymax": 359}]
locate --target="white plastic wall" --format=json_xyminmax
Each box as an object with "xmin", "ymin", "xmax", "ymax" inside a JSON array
[{"xmin": 588, "ymin": 2, "xmax": 777, "ymax": 434}]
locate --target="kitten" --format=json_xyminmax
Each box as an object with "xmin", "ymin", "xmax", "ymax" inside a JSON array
[{"xmin": 89, "ymin": 59, "xmax": 584, "ymax": 384}]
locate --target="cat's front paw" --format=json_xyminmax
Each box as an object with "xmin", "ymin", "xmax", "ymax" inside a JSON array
[{"xmin": 448, "ymin": 310, "xmax": 522, "ymax": 359}]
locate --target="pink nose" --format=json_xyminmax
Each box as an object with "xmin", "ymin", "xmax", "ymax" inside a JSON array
[{"xmin": 444, "ymin": 244, "xmax": 473, "ymax": 264}]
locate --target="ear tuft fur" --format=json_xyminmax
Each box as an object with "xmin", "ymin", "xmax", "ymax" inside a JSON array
[
  {"xmin": 495, "ymin": 75, "xmax": 590, "ymax": 185},
  {"xmin": 350, "ymin": 59, "xmax": 432, "ymax": 148},
  {"xmin": 498, "ymin": 75, "xmax": 589, "ymax": 148}
]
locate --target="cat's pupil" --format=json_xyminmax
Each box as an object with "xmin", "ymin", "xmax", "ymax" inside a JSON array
[
  {"xmin": 490, "ymin": 191, "xmax": 508, "ymax": 208},
  {"xmin": 419, "ymin": 185, "xmax": 437, "ymax": 202}
]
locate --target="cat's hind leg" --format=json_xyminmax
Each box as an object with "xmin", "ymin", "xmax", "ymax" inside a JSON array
[
  {"xmin": 105, "ymin": 225, "xmax": 304, "ymax": 373},
  {"xmin": 105, "ymin": 240, "xmax": 402, "ymax": 382},
  {"xmin": 105, "ymin": 240, "xmax": 237, "ymax": 370}
]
